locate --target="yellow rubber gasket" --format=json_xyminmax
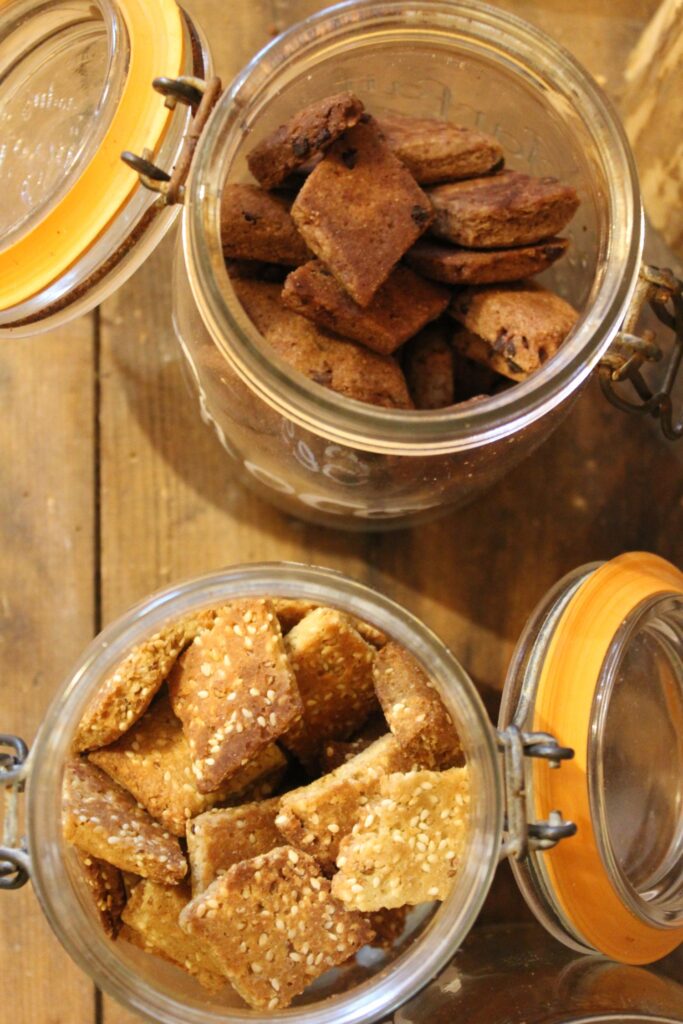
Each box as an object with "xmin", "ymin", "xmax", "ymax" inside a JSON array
[
  {"xmin": 532, "ymin": 551, "xmax": 683, "ymax": 964},
  {"xmin": 0, "ymin": 0, "xmax": 184, "ymax": 312}
]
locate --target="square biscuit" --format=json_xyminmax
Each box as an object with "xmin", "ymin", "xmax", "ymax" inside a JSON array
[
  {"xmin": 291, "ymin": 118, "xmax": 433, "ymax": 306},
  {"xmin": 74, "ymin": 610, "xmax": 217, "ymax": 753},
  {"xmin": 367, "ymin": 906, "xmax": 408, "ymax": 949},
  {"xmin": 167, "ymin": 599, "xmax": 302, "ymax": 794},
  {"xmin": 122, "ymin": 880, "xmax": 227, "ymax": 992},
  {"xmin": 332, "ymin": 767, "xmax": 470, "ymax": 911},
  {"xmin": 74, "ymin": 850, "xmax": 126, "ymax": 938},
  {"xmin": 221, "ymin": 184, "xmax": 311, "ymax": 266},
  {"xmin": 186, "ymin": 797, "xmax": 282, "ymax": 895},
  {"xmin": 272, "ymin": 599, "xmax": 387, "ymax": 650},
  {"xmin": 405, "ymin": 237, "xmax": 569, "ymax": 286},
  {"xmin": 377, "ymin": 112, "xmax": 503, "ymax": 185},
  {"xmin": 404, "ymin": 323, "xmax": 455, "ymax": 410},
  {"xmin": 281, "ymin": 607, "xmax": 378, "ymax": 766},
  {"xmin": 89, "ymin": 693, "xmax": 286, "ymax": 836},
  {"xmin": 373, "ymin": 642, "xmax": 462, "ymax": 767},
  {"xmin": 62, "ymin": 760, "xmax": 187, "ymax": 884},
  {"xmin": 179, "ymin": 846, "xmax": 374, "ymax": 1009}
]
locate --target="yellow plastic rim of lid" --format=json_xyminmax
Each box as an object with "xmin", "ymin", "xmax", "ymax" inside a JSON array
[
  {"xmin": 532, "ymin": 551, "xmax": 683, "ymax": 964},
  {"xmin": 0, "ymin": 0, "xmax": 184, "ymax": 312}
]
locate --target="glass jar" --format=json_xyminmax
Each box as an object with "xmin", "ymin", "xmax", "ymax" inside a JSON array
[{"xmin": 1, "ymin": 553, "xmax": 682, "ymax": 1022}]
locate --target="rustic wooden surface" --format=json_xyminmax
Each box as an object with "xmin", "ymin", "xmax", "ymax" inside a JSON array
[{"xmin": 0, "ymin": 1, "xmax": 681, "ymax": 1021}]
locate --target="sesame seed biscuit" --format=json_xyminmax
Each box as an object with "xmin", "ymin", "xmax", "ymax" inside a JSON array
[
  {"xmin": 405, "ymin": 237, "xmax": 569, "ymax": 286},
  {"xmin": 377, "ymin": 112, "xmax": 503, "ymax": 185},
  {"xmin": 186, "ymin": 797, "xmax": 282, "ymax": 895},
  {"xmin": 272, "ymin": 599, "xmax": 388, "ymax": 650},
  {"xmin": 179, "ymin": 846, "xmax": 374, "ymax": 1009},
  {"xmin": 366, "ymin": 906, "xmax": 408, "ymax": 949},
  {"xmin": 404, "ymin": 323, "xmax": 455, "ymax": 410},
  {"xmin": 89, "ymin": 694, "xmax": 286, "ymax": 836},
  {"xmin": 121, "ymin": 880, "xmax": 227, "ymax": 993},
  {"xmin": 220, "ymin": 184, "xmax": 311, "ymax": 266},
  {"xmin": 62, "ymin": 760, "xmax": 187, "ymax": 884},
  {"xmin": 167, "ymin": 600, "xmax": 303, "ymax": 794},
  {"xmin": 275, "ymin": 735, "xmax": 417, "ymax": 872},
  {"xmin": 247, "ymin": 92, "xmax": 365, "ymax": 190},
  {"xmin": 74, "ymin": 610, "xmax": 217, "ymax": 753},
  {"xmin": 372, "ymin": 642, "xmax": 462, "ymax": 768},
  {"xmin": 74, "ymin": 850, "xmax": 126, "ymax": 938},
  {"xmin": 281, "ymin": 608, "xmax": 379, "ymax": 766},
  {"xmin": 319, "ymin": 737, "xmax": 374, "ymax": 773},
  {"xmin": 332, "ymin": 767, "xmax": 470, "ymax": 911},
  {"xmin": 291, "ymin": 119, "xmax": 433, "ymax": 307}
]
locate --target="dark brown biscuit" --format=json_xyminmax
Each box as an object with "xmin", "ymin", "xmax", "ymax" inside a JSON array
[
  {"xmin": 75, "ymin": 850, "xmax": 127, "ymax": 938},
  {"xmin": 367, "ymin": 906, "xmax": 409, "ymax": 948},
  {"xmin": 449, "ymin": 282, "xmax": 579, "ymax": 381},
  {"xmin": 291, "ymin": 119, "xmax": 433, "ymax": 306},
  {"xmin": 282, "ymin": 261, "xmax": 450, "ymax": 355},
  {"xmin": 405, "ymin": 237, "xmax": 569, "ymax": 285},
  {"xmin": 378, "ymin": 112, "xmax": 503, "ymax": 184},
  {"xmin": 247, "ymin": 92, "xmax": 365, "ymax": 189},
  {"xmin": 404, "ymin": 323, "xmax": 455, "ymax": 409},
  {"xmin": 428, "ymin": 171, "xmax": 579, "ymax": 248},
  {"xmin": 234, "ymin": 279, "xmax": 414, "ymax": 409},
  {"xmin": 220, "ymin": 184, "xmax": 311, "ymax": 266}
]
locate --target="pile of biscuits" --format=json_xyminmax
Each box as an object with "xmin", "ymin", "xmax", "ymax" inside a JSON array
[
  {"xmin": 63, "ymin": 598, "xmax": 468, "ymax": 1009},
  {"xmin": 221, "ymin": 93, "xmax": 580, "ymax": 410}
]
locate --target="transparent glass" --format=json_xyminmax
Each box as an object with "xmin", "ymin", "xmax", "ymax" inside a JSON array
[
  {"xmin": 174, "ymin": 0, "xmax": 643, "ymax": 529},
  {"xmin": 26, "ymin": 562, "xmax": 501, "ymax": 1024}
]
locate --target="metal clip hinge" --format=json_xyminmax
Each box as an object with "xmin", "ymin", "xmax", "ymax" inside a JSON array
[
  {"xmin": 498, "ymin": 724, "xmax": 577, "ymax": 862},
  {"xmin": 0, "ymin": 734, "xmax": 30, "ymax": 891}
]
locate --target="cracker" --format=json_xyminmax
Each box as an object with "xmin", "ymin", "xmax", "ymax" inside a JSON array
[
  {"xmin": 404, "ymin": 323, "xmax": 455, "ymax": 409},
  {"xmin": 332, "ymin": 767, "xmax": 470, "ymax": 910},
  {"xmin": 281, "ymin": 608, "xmax": 378, "ymax": 765},
  {"xmin": 220, "ymin": 184, "xmax": 310, "ymax": 266},
  {"xmin": 179, "ymin": 846, "xmax": 373, "ymax": 1009},
  {"xmin": 186, "ymin": 797, "xmax": 282, "ymax": 895},
  {"xmin": 247, "ymin": 92, "xmax": 365, "ymax": 189},
  {"xmin": 405, "ymin": 237, "xmax": 569, "ymax": 285},
  {"xmin": 89, "ymin": 693, "xmax": 286, "ymax": 836},
  {"xmin": 74, "ymin": 849, "xmax": 126, "ymax": 938},
  {"xmin": 367, "ymin": 906, "xmax": 408, "ymax": 948},
  {"xmin": 121, "ymin": 880, "xmax": 227, "ymax": 992},
  {"xmin": 272, "ymin": 599, "xmax": 387, "ymax": 649},
  {"xmin": 62, "ymin": 760, "xmax": 187, "ymax": 884},
  {"xmin": 282, "ymin": 261, "xmax": 449, "ymax": 356},
  {"xmin": 74, "ymin": 610, "xmax": 216, "ymax": 753},
  {"xmin": 291, "ymin": 118, "xmax": 433, "ymax": 306},
  {"xmin": 319, "ymin": 738, "xmax": 374, "ymax": 773},
  {"xmin": 372, "ymin": 642, "xmax": 462, "ymax": 767},
  {"xmin": 428, "ymin": 170, "xmax": 579, "ymax": 248},
  {"xmin": 449, "ymin": 282, "xmax": 579, "ymax": 381},
  {"xmin": 167, "ymin": 599, "xmax": 302, "ymax": 793},
  {"xmin": 275, "ymin": 735, "xmax": 417, "ymax": 872},
  {"xmin": 378, "ymin": 112, "xmax": 503, "ymax": 184},
  {"xmin": 234, "ymin": 279, "xmax": 413, "ymax": 409}
]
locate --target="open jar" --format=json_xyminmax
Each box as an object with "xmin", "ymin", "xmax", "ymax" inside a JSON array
[
  {"xmin": 1, "ymin": 0, "xmax": 681, "ymax": 529},
  {"xmin": 1, "ymin": 552, "xmax": 682, "ymax": 1022}
]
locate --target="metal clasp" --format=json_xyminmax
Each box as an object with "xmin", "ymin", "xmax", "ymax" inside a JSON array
[
  {"xmin": 121, "ymin": 74, "xmax": 223, "ymax": 206},
  {"xmin": 498, "ymin": 724, "xmax": 577, "ymax": 862},
  {"xmin": 599, "ymin": 264, "xmax": 683, "ymax": 440},
  {"xmin": 0, "ymin": 734, "xmax": 30, "ymax": 890}
]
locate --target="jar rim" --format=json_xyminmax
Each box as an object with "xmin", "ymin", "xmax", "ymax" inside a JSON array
[{"xmin": 184, "ymin": 0, "xmax": 643, "ymax": 457}]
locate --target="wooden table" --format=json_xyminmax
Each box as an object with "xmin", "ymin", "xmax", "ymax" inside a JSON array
[{"xmin": 1, "ymin": 1, "xmax": 680, "ymax": 1020}]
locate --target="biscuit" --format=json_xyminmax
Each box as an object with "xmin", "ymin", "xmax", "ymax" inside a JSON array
[
  {"xmin": 367, "ymin": 906, "xmax": 408, "ymax": 948},
  {"xmin": 272, "ymin": 599, "xmax": 387, "ymax": 649},
  {"xmin": 449, "ymin": 282, "xmax": 579, "ymax": 381},
  {"xmin": 275, "ymin": 735, "xmax": 417, "ymax": 872},
  {"xmin": 332, "ymin": 767, "xmax": 470, "ymax": 910},
  {"xmin": 220, "ymin": 184, "xmax": 310, "ymax": 266},
  {"xmin": 282, "ymin": 261, "xmax": 450, "ymax": 355},
  {"xmin": 404, "ymin": 323, "xmax": 455, "ymax": 409},
  {"xmin": 247, "ymin": 92, "xmax": 365, "ymax": 189},
  {"xmin": 62, "ymin": 760, "xmax": 187, "ymax": 884},
  {"xmin": 281, "ymin": 608, "xmax": 378, "ymax": 766},
  {"xmin": 74, "ymin": 850, "xmax": 126, "ymax": 938},
  {"xmin": 179, "ymin": 846, "xmax": 373, "ymax": 1009},
  {"xmin": 319, "ymin": 737, "xmax": 374, "ymax": 773},
  {"xmin": 291, "ymin": 119, "xmax": 433, "ymax": 306},
  {"xmin": 121, "ymin": 880, "xmax": 227, "ymax": 992},
  {"xmin": 186, "ymin": 797, "xmax": 282, "ymax": 895},
  {"xmin": 89, "ymin": 694, "xmax": 286, "ymax": 836},
  {"xmin": 377, "ymin": 112, "xmax": 503, "ymax": 184},
  {"xmin": 405, "ymin": 237, "xmax": 569, "ymax": 285},
  {"xmin": 372, "ymin": 642, "xmax": 462, "ymax": 767},
  {"xmin": 234, "ymin": 279, "xmax": 414, "ymax": 409},
  {"xmin": 74, "ymin": 610, "xmax": 216, "ymax": 753},
  {"xmin": 428, "ymin": 171, "xmax": 579, "ymax": 248},
  {"xmin": 167, "ymin": 599, "xmax": 302, "ymax": 794}
]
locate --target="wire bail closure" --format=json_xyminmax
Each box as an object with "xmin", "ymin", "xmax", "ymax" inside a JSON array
[
  {"xmin": 121, "ymin": 75, "xmax": 223, "ymax": 206},
  {"xmin": 0, "ymin": 735, "xmax": 30, "ymax": 891},
  {"xmin": 600, "ymin": 264, "xmax": 683, "ymax": 440}
]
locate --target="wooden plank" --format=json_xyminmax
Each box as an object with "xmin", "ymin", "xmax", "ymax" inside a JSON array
[{"xmin": 0, "ymin": 321, "xmax": 96, "ymax": 1023}]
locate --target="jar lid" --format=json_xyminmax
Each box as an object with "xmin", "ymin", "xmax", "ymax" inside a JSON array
[
  {"xmin": 502, "ymin": 552, "xmax": 683, "ymax": 964},
  {"xmin": 0, "ymin": 0, "xmax": 186, "ymax": 326}
]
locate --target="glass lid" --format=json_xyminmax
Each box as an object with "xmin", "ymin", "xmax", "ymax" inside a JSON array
[{"xmin": 499, "ymin": 553, "xmax": 683, "ymax": 965}]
